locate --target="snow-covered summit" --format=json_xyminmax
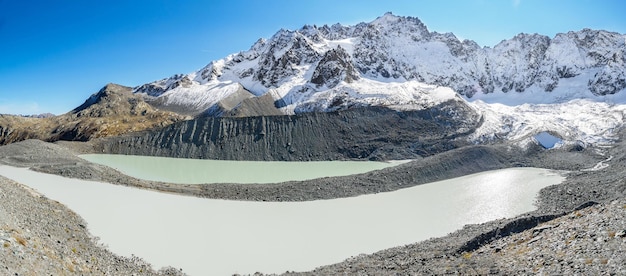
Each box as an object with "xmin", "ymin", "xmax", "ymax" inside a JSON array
[
  {"xmin": 134, "ymin": 12, "xmax": 626, "ymax": 117},
  {"xmin": 129, "ymin": 13, "xmax": 626, "ymax": 148}
]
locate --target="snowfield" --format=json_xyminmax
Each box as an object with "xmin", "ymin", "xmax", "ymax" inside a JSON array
[
  {"xmin": 464, "ymin": 68, "xmax": 626, "ymax": 148},
  {"xmin": 468, "ymin": 99, "xmax": 626, "ymax": 147},
  {"xmin": 278, "ymin": 79, "xmax": 459, "ymax": 114}
]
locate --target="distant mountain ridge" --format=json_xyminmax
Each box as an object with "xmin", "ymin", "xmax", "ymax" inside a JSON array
[{"xmin": 134, "ymin": 12, "xmax": 626, "ymax": 116}]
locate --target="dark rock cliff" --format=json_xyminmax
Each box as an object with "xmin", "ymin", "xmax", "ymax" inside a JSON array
[{"xmin": 95, "ymin": 101, "xmax": 481, "ymax": 161}]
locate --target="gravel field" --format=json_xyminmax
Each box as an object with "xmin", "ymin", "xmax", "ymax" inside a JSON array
[
  {"xmin": 0, "ymin": 176, "xmax": 185, "ymax": 275},
  {"xmin": 298, "ymin": 198, "xmax": 626, "ymax": 275},
  {"xmin": 0, "ymin": 131, "xmax": 624, "ymax": 275}
]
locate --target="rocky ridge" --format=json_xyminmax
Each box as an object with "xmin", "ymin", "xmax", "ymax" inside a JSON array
[
  {"xmin": 135, "ymin": 13, "xmax": 626, "ymax": 116},
  {"xmin": 94, "ymin": 100, "xmax": 480, "ymax": 161},
  {"xmin": 0, "ymin": 84, "xmax": 186, "ymax": 146},
  {"xmin": 3, "ymin": 13, "xmax": 624, "ymax": 150}
]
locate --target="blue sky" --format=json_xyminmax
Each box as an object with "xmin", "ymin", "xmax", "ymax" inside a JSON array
[{"xmin": 1, "ymin": 0, "xmax": 625, "ymax": 115}]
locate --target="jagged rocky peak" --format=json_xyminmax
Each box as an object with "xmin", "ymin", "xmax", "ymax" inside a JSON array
[
  {"xmin": 431, "ymin": 32, "xmax": 476, "ymax": 59},
  {"xmin": 299, "ymin": 24, "xmax": 328, "ymax": 43},
  {"xmin": 487, "ymin": 33, "xmax": 554, "ymax": 93},
  {"xmin": 130, "ymin": 13, "xmax": 626, "ymax": 118},
  {"xmin": 572, "ymin": 29, "xmax": 624, "ymax": 51},
  {"xmin": 193, "ymin": 61, "xmax": 223, "ymax": 84},
  {"xmin": 370, "ymin": 12, "xmax": 430, "ymax": 39},
  {"xmin": 134, "ymin": 74, "xmax": 193, "ymax": 97},
  {"xmin": 315, "ymin": 23, "xmax": 353, "ymax": 40},
  {"xmin": 311, "ymin": 46, "xmax": 359, "ymax": 88},
  {"xmin": 253, "ymin": 30, "xmax": 321, "ymax": 87},
  {"xmin": 554, "ymin": 29, "xmax": 626, "ymax": 95},
  {"xmin": 548, "ymin": 29, "xmax": 624, "ymax": 69},
  {"xmin": 493, "ymin": 33, "xmax": 551, "ymax": 62}
]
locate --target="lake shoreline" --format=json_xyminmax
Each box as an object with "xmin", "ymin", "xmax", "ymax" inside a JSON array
[
  {"xmin": 0, "ymin": 135, "xmax": 625, "ymax": 274},
  {"xmin": 0, "ymin": 138, "xmax": 601, "ymax": 203},
  {"xmin": 0, "ymin": 165, "xmax": 564, "ymax": 275},
  {"xmin": 0, "ymin": 174, "xmax": 184, "ymax": 276}
]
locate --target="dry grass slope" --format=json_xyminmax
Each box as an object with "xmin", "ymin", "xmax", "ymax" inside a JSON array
[{"xmin": 0, "ymin": 84, "xmax": 187, "ymax": 145}]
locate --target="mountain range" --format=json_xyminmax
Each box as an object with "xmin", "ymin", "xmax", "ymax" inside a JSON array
[
  {"xmin": 1, "ymin": 12, "xmax": 625, "ymax": 276},
  {"xmin": 134, "ymin": 12, "xmax": 625, "ymax": 117},
  {"xmin": 1, "ymin": 13, "xmax": 625, "ymax": 153}
]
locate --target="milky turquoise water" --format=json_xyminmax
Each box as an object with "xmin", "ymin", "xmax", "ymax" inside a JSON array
[{"xmin": 79, "ymin": 154, "xmax": 409, "ymax": 184}]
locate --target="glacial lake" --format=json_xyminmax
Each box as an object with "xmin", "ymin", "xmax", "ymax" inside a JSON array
[
  {"xmin": 79, "ymin": 154, "xmax": 409, "ymax": 184},
  {"xmin": 0, "ymin": 165, "xmax": 565, "ymax": 275}
]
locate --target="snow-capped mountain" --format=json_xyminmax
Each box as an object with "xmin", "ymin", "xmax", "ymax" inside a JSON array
[
  {"xmin": 135, "ymin": 12, "xmax": 625, "ymax": 114},
  {"xmin": 133, "ymin": 13, "xmax": 626, "ymax": 146}
]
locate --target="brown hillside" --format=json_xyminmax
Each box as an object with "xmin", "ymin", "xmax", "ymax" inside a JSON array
[{"xmin": 0, "ymin": 84, "xmax": 187, "ymax": 145}]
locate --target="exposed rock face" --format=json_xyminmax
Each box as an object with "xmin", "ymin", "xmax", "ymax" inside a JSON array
[
  {"xmin": 203, "ymin": 84, "xmax": 284, "ymax": 117},
  {"xmin": 310, "ymin": 46, "xmax": 359, "ymax": 88},
  {"xmin": 252, "ymin": 30, "xmax": 322, "ymax": 88},
  {"xmin": 133, "ymin": 74, "xmax": 192, "ymax": 97},
  {"xmin": 588, "ymin": 61, "xmax": 626, "ymax": 95},
  {"xmin": 95, "ymin": 100, "xmax": 481, "ymax": 161},
  {"xmin": 222, "ymin": 93, "xmax": 284, "ymax": 117}
]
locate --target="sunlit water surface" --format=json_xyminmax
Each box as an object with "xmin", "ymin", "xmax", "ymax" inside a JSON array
[{"xmin": 0, "ymin": 166, "xmax": 564, "ymax": 275}]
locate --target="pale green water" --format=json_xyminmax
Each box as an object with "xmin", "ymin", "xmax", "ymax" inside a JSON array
[{"xmin": 79, "ymin": 154, "xmax": 409, "ymax": 184}]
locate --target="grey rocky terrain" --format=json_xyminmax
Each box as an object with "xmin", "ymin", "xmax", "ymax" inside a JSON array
[
  {"xmin": 93, "ymin": 104, "xmax": 481, "ymax": 161},
  {"xmin": 0, "ymin": 175, "xmax": 185, "ymax": 275},
  {"xmin": 298, "ymin": 198, "xmax": 626, "ymax": 275},
  {"xmin": 0, "ymin": 126, "xmax": 624, "ymax": 274}
]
